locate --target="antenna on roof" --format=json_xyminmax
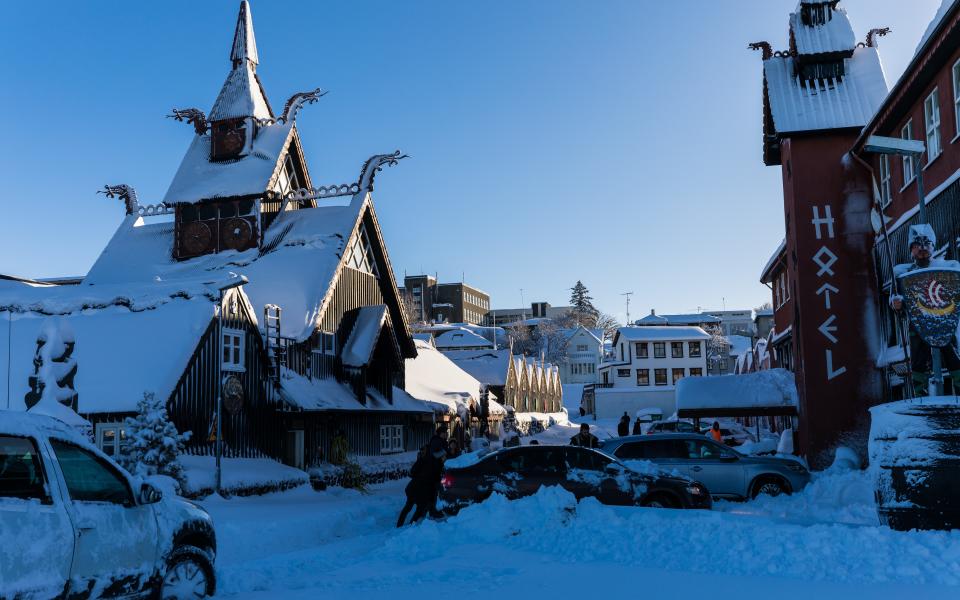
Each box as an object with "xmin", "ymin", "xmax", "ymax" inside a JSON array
[{"xmin": 621, "ymin": 292, "xmax": 634, "ymax": 325}]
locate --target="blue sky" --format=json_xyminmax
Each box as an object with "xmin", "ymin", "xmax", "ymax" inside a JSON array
[{"xmin": 0, "ymin": 0, "xmax": 942, "ymax": 323}]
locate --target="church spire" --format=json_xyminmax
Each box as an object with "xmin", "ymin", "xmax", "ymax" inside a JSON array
[{"xmin": 230, "ymin": 0, "xmax": 258, "ymax": 69}]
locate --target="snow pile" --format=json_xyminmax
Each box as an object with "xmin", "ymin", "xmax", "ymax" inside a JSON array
[
  {"xmin": 676, "ymin": 368, "xmax": 798, "ymax": 414},
  {"xmin": 180, "ymin": 455, "xmax": 309, "ymax": 498}
]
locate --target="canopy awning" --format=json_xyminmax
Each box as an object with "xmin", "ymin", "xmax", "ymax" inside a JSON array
[{"xmin": 676, "ymin": 369, "xmax": 799, "ymax": 418}]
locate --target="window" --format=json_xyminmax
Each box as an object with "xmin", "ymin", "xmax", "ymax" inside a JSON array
[
  {"xmin": 690, "ymin": 368, "xmax": 703, "ymax": 377},
  {"xmin": 96, "ymin": 423, "xmax": 126, "ymax": 457},
  {"xmin": 615, "ymin": 439, "xmax": 686, "ymax": 460},
  {"xmin": 672, "ymin": 368, "xmax": 685, "ymax": 384},
  {"xmin": 682, "ymin": 440, "xmax": 734, "ymax": 460},
  {"xmin": 617, "ymin": 368, "xmax": 631, "ymax": 378},
  {"xmin": 688, "ymin": 341, "xmax": 702, "ymax": 358},
  {"xmin": 902, "ymin": 120, "xmax": 916, "ymax": 184},
  {"xmin": 0, "ymin": 435, "xmax": 49, "ymax": 502},
  {"xmin": 380, "ymin": 425, "xmax": 404, "ymax": 454},
  {"xmin": 954, "ymin": 58, "xmax": 960, "ymax": 138},
  {"xmin": 222, "ymin": 328, "xmax": 245, "ymax": 371},
  {"xmin": 345, "ymin": 226, "xmax": 380, "ymax": 277},
  {"xmin": 636, "ymin": 369, "xmax": 650, "ymax": 386},
  {"xmin": 879, "ymin": 154, "xmax": 891, "ymax": 207},
  {"xmin": 719, "ymin": 360, "xmax": 728, "ymax": 373},
  {"xmin": 636, "ymin": 342, "xmax": 648, "ymax": 358},
  {"xmin": 654, "ymin": 368, "xmax": 667, "ymax": 386},
  {"xmin": 50, "ymin": 440, "xmax": 133, "ymax": 505},
  {"xmin": 653, "ymin": 342, "xmax": 666, "ymax": 358},
  {"xmin": 925, "ymin": 89, "xmax": 942, "ymax": 161},
  {"xmin": 563, "ymin": 447, "xmax": 607, "ymax": 471},
  {"xmin": 321, "ymin": 332, "xmax": 335, "ymax": 356},
  {"xmin": 576, "ymin": 344, "xmax": 588, "ymax": 352},
  {"xmin": 671, "ymin": 342, "xmax": 683, "ymax": 358}
]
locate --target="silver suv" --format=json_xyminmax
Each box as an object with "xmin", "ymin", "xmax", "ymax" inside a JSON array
[{"xmin": 599, "ymin": 433, "xmax": 810, "ymax": 500}]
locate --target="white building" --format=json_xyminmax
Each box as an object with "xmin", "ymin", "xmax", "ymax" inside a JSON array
[
  {"xmin": 595, "ymin": 326, "xmax": 709, "ymax": 419},
  {"xmin": 559, "ymin": 326, "xmax": 603, "ymax": 384}
]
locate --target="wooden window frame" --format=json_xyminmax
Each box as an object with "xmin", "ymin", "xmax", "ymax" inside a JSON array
[
  {"xmin": 901, "ymin": 120, "xmax": 915, "ymax": 186},
  {"xmin": 222, "ymin": 328, "xmax": 246, "ymax": 372},
  {"xmin": 654, "ymin": 368, "xmax": 667, "ymax": 386},
  {"xmin": 925, "ymin": 89, "xmax": 942, "ymax": 162}
]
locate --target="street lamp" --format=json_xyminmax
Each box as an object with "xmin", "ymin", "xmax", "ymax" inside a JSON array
[
  {"xmin": 215, "ymin": 274, "xmax": 249, "ymax": 494},
  {"xmin": 863, "ymin": 135, "xmax": 940, "ymax": 396}
]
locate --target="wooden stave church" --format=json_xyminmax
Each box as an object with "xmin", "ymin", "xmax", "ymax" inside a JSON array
[{"xmin": 0, "ymin": 1, "xmax": 441, "ymax": 469}]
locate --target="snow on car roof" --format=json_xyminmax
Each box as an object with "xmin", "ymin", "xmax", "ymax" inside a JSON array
[{"xmin": 0, "ymin": 410, "xmax": 95, "ymax": 447}]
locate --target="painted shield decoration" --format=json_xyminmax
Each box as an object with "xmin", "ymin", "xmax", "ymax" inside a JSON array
[
  {"xmin": 898, "ymin": 267, "xmax": 960, "ymax": 347},
  {"xmin": 222, "ymin": 375, "xmax": 244, "ymax": 415}
]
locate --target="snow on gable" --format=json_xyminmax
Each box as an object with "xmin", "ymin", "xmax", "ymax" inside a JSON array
[
  {"xmin": 162, "ymin": 122, "xmax": 293, "ymax": 205},
  {"xmin": 342, "ymin": 305, "xmax": 389, "ymax": 368},
  {"xmin": 764, "ymin": 46, "xmax": 888, "ymax": 134},
  {"xmin": 789, "ymin": 6, "xmax": 856, "ymax": 56}
]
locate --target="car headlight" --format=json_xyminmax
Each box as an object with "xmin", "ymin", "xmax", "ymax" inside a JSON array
[{"xmin": 685, "ymin": 484, "xmax": 705, "ymax": 496}]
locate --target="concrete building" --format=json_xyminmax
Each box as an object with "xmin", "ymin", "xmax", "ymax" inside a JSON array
[
  {"xmin": 399, "ymin": 275, "xmax": 490, "ymax": 325},
  {"xmin": 596, "ymin": 326, "xmax": 709, "ymax": 418},
  {"xmin": 485, "ymin": 302, "xmax": 573, "ymax": 327}
]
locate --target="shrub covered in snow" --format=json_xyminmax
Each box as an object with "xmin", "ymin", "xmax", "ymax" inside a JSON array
[{"xmin": 120, "ymin": 392, "xmax": 191, "ymax": 489}]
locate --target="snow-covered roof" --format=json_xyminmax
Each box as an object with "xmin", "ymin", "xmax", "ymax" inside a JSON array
[
  {"xmin": 277, "ymin": 368, "xmax": 434, "ymax": 414},
  {"xmin": 760, "ymin": 239, "xmax": 787, "ymax": 283},
  {"xmin": 789, "ymin": 6, "xmax": 856, "ymax": 56},
  {"xmin": 916, "ymin": 0, "xmax": 958, "ymax": 57},
  {"xmin": 561, "ymin": 326, "xmax": 603, "ymax": 345},
  {"xmin": 615, "ymin": 326, "xmax": 710, "ymax": 342},
  {"xmin": 342, "ymin": 305, "xmax": 389, "ymax": 368},
  {"xmin": 433, "ymin": 328, "xmax": 494, "ymax": 350},
  {"xmin": 1, "ymin": 296, "xmax": 218, "ymax": 414},
  {"xmin": 727, "ymin": 334, "xmax": 754, "ymax": 357},
  {"xmin": 676, "ymin": 369, "xmax": 799, "ymax": 416},
  {"xmin": 405, "ymin": 340, "xmax": 505, "ymax": 416},
  {"xmin": 763, "ymin": 46, "xmax": 887, "ymax": 134},
  {"xmin": 445, "ymin": 349, "xmax": 511, "ymax": 386},
  {"xmin": 85, "ymin": 196, "xmax": 366, "ymax": 342},
  {"xmin": 635, "ymin": 313, "xmax": 720, "ymax": 326},
  {"xmin": 162, "ymin": 122, "xmax": 292, "ymax": 205},
  {"xmin": 210, "ymin": 0, "xmax": 270, "ymax": 121}
]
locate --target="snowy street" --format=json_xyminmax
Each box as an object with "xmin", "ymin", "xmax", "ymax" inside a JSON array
[{"xmin": 202, "ymin": 466, "xmax": 960, "ymax": 599}]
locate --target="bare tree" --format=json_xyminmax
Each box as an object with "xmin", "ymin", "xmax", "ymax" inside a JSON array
[
  {"xmin": 400, "ymin": 291, "xmax": 421, "ymax": 327},
  {"xmin": 596, "ymin": 312, "xmax": 621, "ymax": 342},
  {"xmin": 754, "ymin": 301, "xmax": 773, "ymax": 311}
]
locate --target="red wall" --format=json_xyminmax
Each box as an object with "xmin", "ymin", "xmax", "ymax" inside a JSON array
[{"xmin": 780, "ymin": 133, "xmax": 884, "ymax": 466}]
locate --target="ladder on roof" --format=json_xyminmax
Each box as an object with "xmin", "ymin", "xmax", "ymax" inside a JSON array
[{"xmin": 264, "ymin": 304, "xmax": 285, "ymax": 382}]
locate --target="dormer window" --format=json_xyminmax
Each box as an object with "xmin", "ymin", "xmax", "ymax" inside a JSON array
[{"xmin": 211, "ymin": 118, "xmax": 248, "ymax": 161}]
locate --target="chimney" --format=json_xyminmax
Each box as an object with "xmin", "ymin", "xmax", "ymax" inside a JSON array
[{"xmin": 651, "ymin": 309, "xmax": 656, "ymax": 315}]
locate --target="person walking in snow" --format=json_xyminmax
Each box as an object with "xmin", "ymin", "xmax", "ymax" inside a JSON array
[
  {"xmin": 569, "ymin": 423, "xmax": 600, "ymax": 448},
  {"xmin": 709, "ymin": 421, "xmax": 723, "ymax": 443},
  {"xmin": 397, "ymin": 438, "xmax": 447, "ymax": 527},
  {"xmin": 617, "ymin": 412, "xmax": 630, "ymax": 437},
  {"xmin": 890, "ymin": 225, "xmax": 960, "ymax": 396},
  {"xmin": 632, "ymin": 414, "xmax": 643, "ymax": 435}
]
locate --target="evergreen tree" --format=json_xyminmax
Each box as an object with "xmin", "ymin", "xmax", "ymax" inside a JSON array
[
  {"xmin": 120, "ymin": 392, "xmax": 191, "ymax": 490},
  {"xmin": 569, "ymin": 281, "xmax": 599, "ymax": 326}
]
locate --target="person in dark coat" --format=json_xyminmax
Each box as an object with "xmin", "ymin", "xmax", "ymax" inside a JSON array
[
  {"xmin": 617, "ymin": 412, "xmax": 630, "ymax": 437},
  {"xmin": 632, "ymin": 415, "xmax": 643, "ymax": 435},
  {"xmin": 397, "ymin": 438, "xmax": 447, "ymax": 527},
  {"xmin": 569, "ymin": 423, "xmax": 600, "ymax": 448}
]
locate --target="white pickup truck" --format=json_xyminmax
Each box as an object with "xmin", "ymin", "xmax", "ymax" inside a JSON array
[{"xmin": 0, "ymin": 411, "xmax": 217, "ymax": 599}]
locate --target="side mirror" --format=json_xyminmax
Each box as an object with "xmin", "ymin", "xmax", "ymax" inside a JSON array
[{"xmin": 140, "ymin": 482, "xmax": 163, "ymax": 505}]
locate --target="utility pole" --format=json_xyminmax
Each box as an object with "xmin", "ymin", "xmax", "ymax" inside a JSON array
[{"xmin": 621, "ymin": 292, "xmax": 634, "ymax": 325}]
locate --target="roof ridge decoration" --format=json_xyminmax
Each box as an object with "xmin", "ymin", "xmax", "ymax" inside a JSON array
[
  {"xmin": 231, "ymin": 0, "xmax": 258, "ymax": 69},
  {"xmin": 276, "ymin": 150, "xmax": 409, "ymax": 209},
  {"xmin": 255, "ymin": 88, "xmax": 327, "ymax": 127},
  {"xmin": 167, "ymin": 108, "xmax": 209, "ymax": 135},
  {"xmin": 99, "ymin": 184, "xmax": 175, "ymax": 217}
]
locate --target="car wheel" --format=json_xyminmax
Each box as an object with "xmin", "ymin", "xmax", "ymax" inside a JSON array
[
  {"xmin": 641, "ymin": 494, "xmax": 677, "ymax": 509},
  {"xmin": 160, "ymin": 545, "xmax": 215, "ymax": 600},
  {"xmin": 752, "ymin": 478, "xmax": 787, "ymax": 499}
]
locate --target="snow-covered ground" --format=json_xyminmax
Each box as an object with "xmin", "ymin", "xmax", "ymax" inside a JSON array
[{"xmin": 202, "ymin": 465, "xmax": 960, "ymax": 599}]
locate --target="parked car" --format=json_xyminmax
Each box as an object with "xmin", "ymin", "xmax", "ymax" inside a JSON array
[
  {"xmin": 439, "ymin": 445, "xmax": 712, "ymax": 512},
  {"xmin": 646, "ymin": 420, "xmax": 699, "ymax": 435},
  {"xmin": 0, "ymin": 411, "xmax": 217, "ymax": 599},
  {"xmin": 599, "ymin": 433, "xmax": 810, "ymax": 500}
]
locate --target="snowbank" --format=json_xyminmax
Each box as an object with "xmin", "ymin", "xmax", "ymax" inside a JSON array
[{"xmin": 180, "ymin": 456, "xmax": 309, "ymax": 498}]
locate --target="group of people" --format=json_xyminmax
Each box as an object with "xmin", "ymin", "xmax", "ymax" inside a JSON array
[{"xmin": 616, "ymin": 412, "xmax": 646, "ymax": 436}]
